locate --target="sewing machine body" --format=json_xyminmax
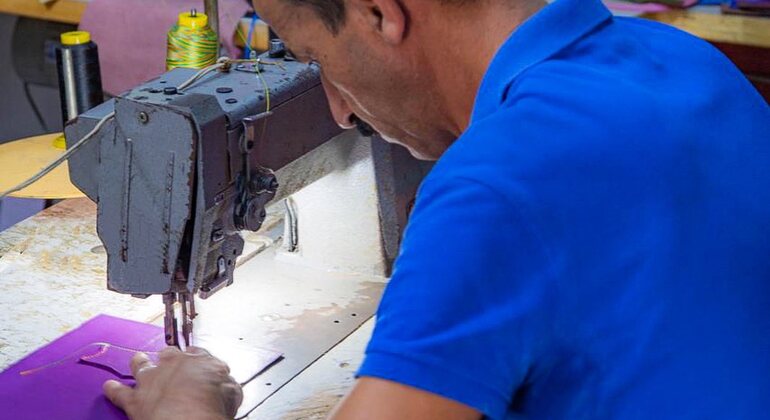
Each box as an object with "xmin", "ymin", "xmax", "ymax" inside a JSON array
[
  {"xmin": 64, "ymin": 52, "xmax": 430, "ymax": 357},
  {"xmin": 0, "ymin": 50, "xmax": 434, "ymax": 416},
  {"xmin": 66, "ymin": 58, "xmax": 341, "ymax": 299}
]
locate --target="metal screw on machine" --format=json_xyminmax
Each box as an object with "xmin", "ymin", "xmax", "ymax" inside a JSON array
[
  {"xmin": 251, "ymin": 173, "xmax": 279, "ymax": 194},
  {"xmin": 234, "ymin": 113, "xmax": 275, "ymax": 232},
  {"xmin": 261, "ymin": 177, "xmax": 279, "ymax": 192},
  {"xmin": 242, "ymin": 199, "xmax": 266, "ymax": 231},
  {"xmin": 216, "ymin": 256, "xmax": 227, "ymax": 278},
  {"xmin": 269, "ymin": 39, "xmax": 286, "ymax": 58},
  {"xmin": 211, "ymin": 229, "xmax": 225, "ymax": 242},
  {"xmin": 234, "ymin": 171, "xmax": 278, "ymax": 232}
]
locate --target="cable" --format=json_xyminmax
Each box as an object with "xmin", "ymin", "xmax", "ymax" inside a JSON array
[
  {"xmin": 23, "ymin": 82, "xmax": 50, "ymax": 132},
  {"xmin": 252, "ymin": 58, "xmax": 273, "ymax": 157},
  {"xmin": 0, "ymin": 60, "xmax": 241, "ymax": 200},
  {"xmin": 0, "ymin": 110, "xmax": 115, "ymax": 200},
  {"xmin": 178, "ymin": 60, "xmax": 226, "ymax": 90},
  {"xmin": 235, "ymin": 21, "xmax": 249, "ymax": 47},
  {"xmin": 254, "ymin": 60, "xmax": 271, "ymax": 113},
  {"xmin": 244, "ymin": 13, "xmax": 259, "ymax": 59}
]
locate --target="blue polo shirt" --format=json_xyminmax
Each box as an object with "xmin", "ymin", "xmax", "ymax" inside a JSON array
[{"xmin": 358, "ymin": 0, "xmax": 770, "ymax": 418}]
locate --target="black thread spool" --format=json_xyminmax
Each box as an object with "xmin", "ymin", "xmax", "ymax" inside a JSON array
[{"xmin": 55, "ymin": 31, "xmax": 104, "ymax": 127}]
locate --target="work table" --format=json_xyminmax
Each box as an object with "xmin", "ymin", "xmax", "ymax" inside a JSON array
[{"xmin": 0, "ymin": 198, "xmax": 378, "ymax": 419}]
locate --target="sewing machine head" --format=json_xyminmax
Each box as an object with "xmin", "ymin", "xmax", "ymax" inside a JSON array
[{"xmin": 65, "ymin": 52, "xmax": 343, "ymax": 345}]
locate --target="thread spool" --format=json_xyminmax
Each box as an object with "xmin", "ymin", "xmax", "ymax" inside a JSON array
[
  {"xmin": 55, "ymin": 31, "xmax": 104, "ymax": 149},
  {"xmin": 166, "ymin": 10, "xmax": 219, "ymax": 71}
]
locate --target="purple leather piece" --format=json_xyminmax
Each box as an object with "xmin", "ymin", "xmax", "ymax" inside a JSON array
[
  {"xmin": 0, "ymin": 315, "xmax": 284, "ymax": 419},
  {"xmin": 0, "ymin": 315, "xmax": 166, "ymax": 420}
]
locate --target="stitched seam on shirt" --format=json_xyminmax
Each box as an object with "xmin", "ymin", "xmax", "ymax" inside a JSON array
[{"xmin": 499, "ymin": 18, "xmax": 613, "ymax": 106}]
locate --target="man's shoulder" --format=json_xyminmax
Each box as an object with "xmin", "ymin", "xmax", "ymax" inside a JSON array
[
  {"xmin": 430, "ymin": 86, "xmax": 614, "ymax": 191},
  {"xmin": 446, "ymin": 25, "xmax": 763, "ymax": 171}
]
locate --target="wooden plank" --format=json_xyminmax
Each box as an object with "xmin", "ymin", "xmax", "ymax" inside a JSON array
[
  {"xmin": 712, "ymin": 41, "xmax": 770, "ymax": 76},
  {"xmin": 0, "ymin": 0, "xmax": 87, "ymax": 25},
  {"xmin": 0, "ymin": 199, "xmax": 162, "ymax": 367},
  {"xmin": 645, "ymin": 10, "xmax": 770, "ymax": 49}
]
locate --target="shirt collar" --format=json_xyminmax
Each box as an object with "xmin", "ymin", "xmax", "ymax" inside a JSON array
[{"xmin": 471, "ymin": 0, "xmax": 612, "ymax": 122}]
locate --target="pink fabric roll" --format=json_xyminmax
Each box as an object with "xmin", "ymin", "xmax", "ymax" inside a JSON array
[
  {"xmin": 79, "ymin": 0, "xmax": 251, "ymax": 95},
  {"xmin": 603, "ymin": 0, "xmax": 697, "ymax": 13}
]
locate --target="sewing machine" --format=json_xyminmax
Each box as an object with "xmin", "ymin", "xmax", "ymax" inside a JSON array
[{"xmin": 64, "ymin": 49, "xmax": 428, "ymax": 350}]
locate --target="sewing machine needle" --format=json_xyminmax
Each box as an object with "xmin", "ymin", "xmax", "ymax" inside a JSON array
[
  {"xmin": 181, "ymin": 292, "xmax": 193, "ymax": 349},
  {"xmin": 163, "ymin": 293, "xmax": 180, "ymax": 348}
]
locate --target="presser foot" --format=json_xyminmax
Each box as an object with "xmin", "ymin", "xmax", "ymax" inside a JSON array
[{"xmin": 163, "ymin": 292, "xmax": 196, "ymax": 349}]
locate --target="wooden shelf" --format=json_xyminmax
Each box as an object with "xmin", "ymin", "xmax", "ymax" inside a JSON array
[
  {"xmin": 645, "ymin": 10, "xmax": 770, "ymax": 50},
  {"xmin": 1, "ymin": 2, "xmax": 768, "ymax": 51},
  {"xmin": 0, "ymin": 0, "xmax": 86, "ymax": 25}
]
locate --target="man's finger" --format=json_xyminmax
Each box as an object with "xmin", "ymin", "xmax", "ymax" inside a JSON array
[
  {"xmin": 221, "ymin": 381, "xmax": 244, "ymax": 418},
  {"xmin": 130, "ymin": 352, "xmax": 155, "ymax": 378},
  {"xmin": 159, "ymin": 346, "xmax": 181, "ymax": 361},
  {"xmin": 103, "ymin": 379, "xmax": 134, "ymax": 409},
  {"xmin": 186, "ymin": 346, "xmax": 230, "ymax": 373},
  {"xmin": 186, "ymin": 346, "xmax": 212, "ymax": 356}
]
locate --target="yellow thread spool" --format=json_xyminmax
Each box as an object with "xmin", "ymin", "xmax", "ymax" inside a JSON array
[
  {"xmin": 52, "ymin": 134, "xmax": 67, "ymax": 150},
  {"xmin": 166, "ymin": 10, "xmax": 218, "ymax": 71},
  {"xmin": 61, "ymin": 31, "xmax": 91, "ymax": 46}
]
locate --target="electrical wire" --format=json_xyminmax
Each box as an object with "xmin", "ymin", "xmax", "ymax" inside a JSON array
[
  {"xmin": 0, "ymin": 110, "xmax": 115, "ymax": 200},
  {"xmin": 254, "ymin": 60, "xmax": 271, "ymax": 114},
  {"xmin": 235, "ymin": 21, "xmax": 249, "ymax": 47},
  {"xmin": 0, "ymin": 60, "xmax": 248, "ymax": 200},
  {"xmin": 177, "ymin": 59, "xmax": 227, "ymax": 90},
  {"xmin": 244, "ymin": 13, "xmax": 259, "ymax": 59},
  {"xmin": 252, "ymin": 58, "xmax": 273, "ymax": 156}
]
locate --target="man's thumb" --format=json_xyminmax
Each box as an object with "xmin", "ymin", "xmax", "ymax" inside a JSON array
[{"xmin": 103, "ymin": 379, "xmax": 133, "ymax": 409}]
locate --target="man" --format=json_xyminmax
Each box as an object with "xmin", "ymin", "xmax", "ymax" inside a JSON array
[{"xmin": 103, "ymin": 0, "xmax": 770, "ymax": 418}]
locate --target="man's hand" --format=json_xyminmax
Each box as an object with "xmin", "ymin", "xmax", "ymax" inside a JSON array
[{"xmin": 103, "ymin": 347, "xmax": 243, "ymax": 420}]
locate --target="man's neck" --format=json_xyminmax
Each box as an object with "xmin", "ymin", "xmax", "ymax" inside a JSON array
[{"xmin": 413, "ymin": 0, "xmax": 545, "ymax": 136}]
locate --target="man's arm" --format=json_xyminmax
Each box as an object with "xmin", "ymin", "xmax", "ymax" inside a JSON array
[{"xmin": 331, "ymin": 377, "xmax": 481, "ymax": 420}]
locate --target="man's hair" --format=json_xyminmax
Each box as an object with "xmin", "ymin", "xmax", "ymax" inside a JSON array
[
  {"xmin": 288, "ymin": 0, "xmax": 475, "ymax": 34},
  {"xmin": 286, "ymin": 0, "xmax": 347, "ymax": 33}
]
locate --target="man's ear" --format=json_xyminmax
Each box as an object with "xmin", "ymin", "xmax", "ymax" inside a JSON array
[{"xmin": 355, "ymin": 0, "xmax": 407, "ymax": 45}]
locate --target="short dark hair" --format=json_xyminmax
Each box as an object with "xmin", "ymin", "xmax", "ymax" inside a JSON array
[{"xmin": 286, "ymin": 0, "xmax": 347, "ymax": 34}]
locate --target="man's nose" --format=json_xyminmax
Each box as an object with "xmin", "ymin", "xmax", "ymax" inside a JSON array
[{"xmin": 321, "ymin": 75, "xmax": 356, "ymax": 129}]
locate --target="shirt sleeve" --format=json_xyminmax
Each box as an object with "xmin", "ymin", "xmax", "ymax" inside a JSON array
[{"xmin": 358, "ymin": 175, "xmax": 554, "ymax": 419}]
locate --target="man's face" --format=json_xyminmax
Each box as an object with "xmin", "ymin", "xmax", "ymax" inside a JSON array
[{"xmin": 253, "ymin": 0, "xmax": 455, "ymax": 161}]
